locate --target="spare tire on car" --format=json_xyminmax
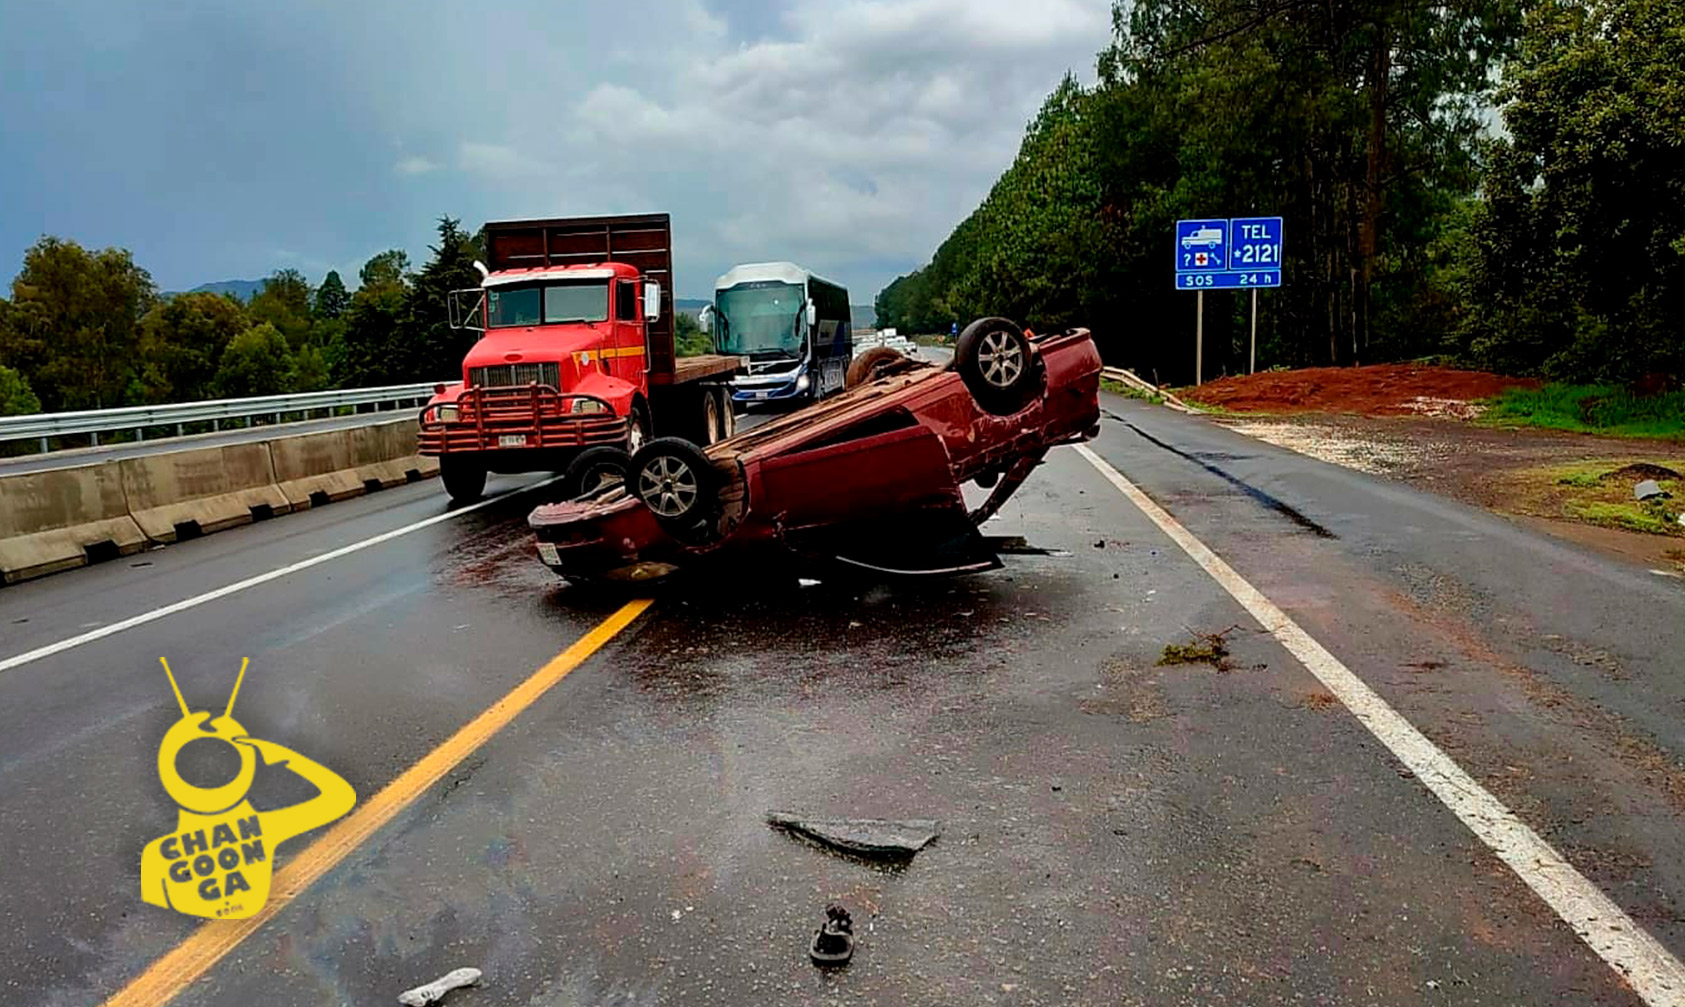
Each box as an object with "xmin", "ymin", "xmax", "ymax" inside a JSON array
[
  {"xmin": 562, "ymin": 446, "xmax": 631, "ymax": 500},
  {"xmin": 629, "ymin": 437, "xmax": 718, "ymax": 537},
  {"xmin": 846, "ymin": 347, "xmax": 907, "ymax": 389},
  {"xmin": 955, "ymin": 316, "xmax": 1040, "ymax": 415}
]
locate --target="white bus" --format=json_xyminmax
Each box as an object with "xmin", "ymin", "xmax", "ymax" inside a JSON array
[{"xmin": 701, "ymin": 262, "xmax": 852, "ymax": 405}]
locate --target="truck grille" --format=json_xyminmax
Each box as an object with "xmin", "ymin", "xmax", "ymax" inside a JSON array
[{"xmin": 469, "ymin": 362, "xmax": 561, "ymax": 389}]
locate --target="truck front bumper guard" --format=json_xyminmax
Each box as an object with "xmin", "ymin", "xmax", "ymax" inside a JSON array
[{"xmin": 418, "ymin": 384, "xmax": 628, "ymax": 455}]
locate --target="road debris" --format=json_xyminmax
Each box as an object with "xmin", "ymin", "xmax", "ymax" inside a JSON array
[
  {"xmin": 767, "ymin": 811, "xmax": 940, "ymax": 860},
  {"xmin": 1634, "ymin": 479, "xmax": 1669, "ymax": 501},
  {"xmin": 1158, "ymin": 626, "xmax": 1241, "ymax": 670},
  {"xmin": 397, "ymin": 967, "xmax": 481, "ymax": 1006},
  {"xmin": 810, "ymin": 905, "xmax": 855, "ymax": 966}
]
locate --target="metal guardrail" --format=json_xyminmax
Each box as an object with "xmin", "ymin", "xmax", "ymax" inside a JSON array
[{"xmin": 0, "ymin": 383, "xmax": 443, "ymax": 453}]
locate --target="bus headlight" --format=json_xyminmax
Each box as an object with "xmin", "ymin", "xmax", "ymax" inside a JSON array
[
  {"xmin": 571, "ymin": 399, "xmax": 607, "ymax": 414},
  {"xmin": 795, "ymin": 374, "xmax": 810, "ymax": 392},
  {"xmin": 435, "ymin": 404, "xmax": 459, "ymax": 423}
]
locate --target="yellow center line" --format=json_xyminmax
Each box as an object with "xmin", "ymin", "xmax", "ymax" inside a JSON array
[{"xmin": 103, "ymin": 598, "xmax": 655, "ymax": 1007}]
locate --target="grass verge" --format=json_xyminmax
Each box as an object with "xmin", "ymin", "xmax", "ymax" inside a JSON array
[
  {"xmin": 1484, "ymin": 384, "xmax": 1685, "ymax": 439},
  {"xmin": 1506, "ymin": 460, "xmax": 1685, "ymax": 538},
  {"xmin": 1100, "ymin": 377, "xmax": 1163, "ymax": 404}
]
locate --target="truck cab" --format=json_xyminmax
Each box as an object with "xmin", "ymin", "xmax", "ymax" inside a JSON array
[{"xmin": 419, "ymin": 214, "xmax": 740, "ymax": 502}]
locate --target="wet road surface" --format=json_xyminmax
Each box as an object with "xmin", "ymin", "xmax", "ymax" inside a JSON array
[{"xmin": 3, "ymin": 391, "xmax": 1683, "ymax": 1005}]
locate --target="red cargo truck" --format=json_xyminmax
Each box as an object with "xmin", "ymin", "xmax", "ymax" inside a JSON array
[{"xmin": 419, "ymin": 213, "xmax": 740, "ymax": 501}]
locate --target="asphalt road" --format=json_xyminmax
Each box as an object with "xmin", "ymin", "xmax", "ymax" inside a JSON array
[
  {"xmin": 3, "ymin": 391, "xmax": 1683, "ymax": 1006},
  {"xmin": 0, "ymin": 408, "xmax": 423, "ymax": 476}
]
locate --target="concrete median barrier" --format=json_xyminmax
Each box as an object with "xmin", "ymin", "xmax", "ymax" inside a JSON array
[
  {"xmin": 0, "ymin": 462, "xmax": 147, "ymax": 583},
  {"xmin": 119, "ymin": 442, "xmax": 292, "ymax": 543},
  {"xmin": 347, "ymin": 419, "xmax": 438, "ymax": 489},
  {"xmin": 269, "ymin": 427, "xmax": 367, "ymax": 509}
]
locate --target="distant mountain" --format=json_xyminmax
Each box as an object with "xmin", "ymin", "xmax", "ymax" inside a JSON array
[{"xmin": 184, "ymin": 279, "xmax": 265, "ymax": 301}]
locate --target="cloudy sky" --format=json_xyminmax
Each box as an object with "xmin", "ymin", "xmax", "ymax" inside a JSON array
[{"xmin": 0, "ymin": 0, "xmax": 1110, "ymax": 303}]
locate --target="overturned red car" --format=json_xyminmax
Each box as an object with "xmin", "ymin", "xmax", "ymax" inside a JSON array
[{"xmin": 527, "ymin": 317, "xmax": 1102, "ymax": 583}]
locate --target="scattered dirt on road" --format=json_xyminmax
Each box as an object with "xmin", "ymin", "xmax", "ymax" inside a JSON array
[
  {"xmin": 1184, "ymin": 364, "xmax": 1538, "ymax": 417},
  {"xmin": 1302, "ymin": 691, "xmax": 1337, "ymax": 712},
  {"xmin": 1157, "ymin": 628, "xmax": 1239, "ymax": 670}
]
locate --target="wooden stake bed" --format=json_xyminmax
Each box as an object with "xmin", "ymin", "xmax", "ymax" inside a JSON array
[{"xmin": 670, "ymin": 354, "xmax": 742, "ymax": 384}]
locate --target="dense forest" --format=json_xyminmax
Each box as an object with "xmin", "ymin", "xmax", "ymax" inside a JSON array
[
  {"xmin": 875, "ymin": 0, "xmax": 1684, "ymax": 386},
  {"xmin": 0, "ymin": 217, "xmax": 713, "ymax": 416}
]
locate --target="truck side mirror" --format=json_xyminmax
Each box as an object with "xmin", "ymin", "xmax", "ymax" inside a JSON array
[
  {"xmin": 643, "ymin": 281, "xmax": 662, "ymax": 321},
  {"xmin": 698, "ymin": 304, "xmax": 713, "ymax": 334},
  {"xmin": 805, "ymin": 300, "xmax": 817, "ymax": 327},
  {"xmin": 448, "ymin": 288, "xmax": 486, "ymax": 332}
]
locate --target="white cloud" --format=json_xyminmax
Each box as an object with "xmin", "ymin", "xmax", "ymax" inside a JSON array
[
  {"xmin": 457, "ymin": 142, "xmax": 550, "ymax": 181},
  {"xmin": 394, "ymin": 155, "xmax": 438, "ymax": 175},
  {"xmin": 519, "ymin": 0, "xmax": 1112, "ymax": 297}
]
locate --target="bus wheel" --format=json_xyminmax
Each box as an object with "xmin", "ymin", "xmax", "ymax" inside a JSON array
[
  {"xmin": 562, "ymin": 446, "xmax": 631, "ymax": 499},
  {"xmin": 846, "ymin": 347, "xmax": 906, "ymax": 388},
  {"xmin": 630, "ymin": 437, "xmax": 718, "ymax": 537},
  {"xmin": 439, "ymin": 455, "xmax": 486, "ymax": 503}
]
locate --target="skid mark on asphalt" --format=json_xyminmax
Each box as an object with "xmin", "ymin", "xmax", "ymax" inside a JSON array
[
  {"xmin": 0, "ymin": 476, "xmax": 563, "ymax": 675},
  {"xmin": 99, "ymin": 598, "xmax": 654, "ymax": 1007},
  {"xmin": 1076, "ymin": 443, "xmax": 1685, "ymax": 1006}
]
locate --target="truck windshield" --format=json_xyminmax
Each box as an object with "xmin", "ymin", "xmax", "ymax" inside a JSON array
[
  {"xmin": 716, "ymin": 281, "xmax": 804, "ymax": 357},
  {"xmin": 486, "ymin": 282, "xmax": 609, "ymax": 328}
]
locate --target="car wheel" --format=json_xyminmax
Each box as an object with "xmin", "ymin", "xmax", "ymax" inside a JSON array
[
  {"xmin": 626, "ymin": 399, "xmax": 653, "ymax": 454},
  {"xmin": 630, "ymin": 437, "xmax": 717, "ymax": 534},
  {"xmin": 562, "ymin": 446, "xmax": 631, "ymax": 499},
  {"xmin": 846, "ymin": 347, "xmax": 906, "ymax": 388},
  {"xmin": 439, "ymin": 455, "xmax": 486, "ymax": 503},
  {"xmin": 955, "ymin": 316, "xmax": 1039, "ymax": 415}
]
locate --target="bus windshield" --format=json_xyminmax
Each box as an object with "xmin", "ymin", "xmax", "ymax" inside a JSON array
[
  {"xmin": 487, "ymin": 282, "xmax": 609, "ymax": 328},
  {"xmin": 716, "ymin": 281, "xmax": 804, "ymax": 356}
]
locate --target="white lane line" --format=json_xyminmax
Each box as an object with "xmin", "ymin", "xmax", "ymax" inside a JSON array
[
  {"xmin": 0, "ymin": 476, "xmax": 563, "ymax": 675},
  {"xmin": 1075, "ymin": 443, "xmax": 1685, "ymax": 1005}
]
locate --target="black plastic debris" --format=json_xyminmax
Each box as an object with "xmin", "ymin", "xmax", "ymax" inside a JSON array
[
  {"xmin": 810, "ymin": 905, "xmax": 855, "ymax": 966},
  {"xmin": 767, "ymin": 812, "xmax": 940, "ymax": 860}
]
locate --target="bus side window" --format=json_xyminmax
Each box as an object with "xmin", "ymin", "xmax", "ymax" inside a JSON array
[{"xmin": 617, "ymin": 281, "xmax": 636, "ymax": 321}]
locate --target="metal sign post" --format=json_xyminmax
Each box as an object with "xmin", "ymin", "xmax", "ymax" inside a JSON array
[
  {"xmin": 1250, "ymin": 289, "xmax": 1258, "ymax": 374},
  {"xmin": 1175, "ymin": 216, "xmax": 1283, "ymax": 381},
  {"xmin": 1196, "ymin": 291, "xmax": 1205, "ymax": 386}
]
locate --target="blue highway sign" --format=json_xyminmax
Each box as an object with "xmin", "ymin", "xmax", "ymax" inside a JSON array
[{"xmin": 1175, "ymin": 216, "xmax": 1283, "ymax": 289}]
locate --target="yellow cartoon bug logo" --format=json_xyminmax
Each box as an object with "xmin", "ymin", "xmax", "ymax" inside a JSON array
[{"xmin": 140, "ymin": 658, "xmax": 355, "ymax": 919}]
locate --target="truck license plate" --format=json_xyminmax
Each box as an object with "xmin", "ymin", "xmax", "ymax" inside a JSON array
[
  {"xmin": 536, "ymin": 541, "xmax": 561, "ymax": 566},
  {"xmin": 499, "ymin": 434, "xmax": 528, "ymax": 448}
]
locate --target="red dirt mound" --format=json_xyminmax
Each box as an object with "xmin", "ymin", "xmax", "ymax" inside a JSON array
[{"xmin": 1187, "ymin": 364, "xmax": 1539, "ymax": 417}]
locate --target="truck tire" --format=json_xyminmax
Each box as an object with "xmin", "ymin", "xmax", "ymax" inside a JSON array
[
  {"xmin": 439, "ymin": 455, "xmax": 487, "ymax": 503},
  {"xmin": 847, "ymin": 347, "xmax": 906, "ymax": 388},
  {"xmin": 717, "ymin": 387, "xmax": 736, "ymax": 439},
  {"xmin": 628, "ymin": 399, "xmax": 652, "ymax": 454},
  {"xmin": 955, "ymin": 316, "xmax": 1040, "ymax": 415},
  {"xmin": 630, "ymin": 437, "xmax": 717, "ymax": 536},
  {"xmin": 700, "ymin": 387, "xmax": 721, "ymax": 444},
  {"xmin": 562, "ymin": 446, "xmax": 631, "ymax": 499}
]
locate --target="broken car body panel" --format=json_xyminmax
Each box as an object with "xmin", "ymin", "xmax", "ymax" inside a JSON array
[{"xmin": 528, "ymin": 326, "xmax": 1103, "ymax": 580}]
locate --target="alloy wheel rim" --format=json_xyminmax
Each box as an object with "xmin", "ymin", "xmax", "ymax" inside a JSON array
[
  {"xmin": 639, "ymin": 456, "xmax": 698, "ymax": 517},
  {"xmin": 978, "ymin": 331, "xmax": 1024, "ymax": 388}
]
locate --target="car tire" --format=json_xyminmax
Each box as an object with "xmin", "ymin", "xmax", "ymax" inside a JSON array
[
  {"xmin": 439, "ymin": 455, "xmax": 486, "ymax": 503},
  {"xmin": 955, "ymin": 316, "xmax": 1039, "ymax": 415},
  {"xmin": 562, "ymin": 446, "xmax": 631, "ymax": 499},
  {"xmin": 630, "ymin": 437, "xmax": 717, "ymax": 535},
  {"xmin": 846, "ymin": 347, "xmax": 906, "ymax": 389}
]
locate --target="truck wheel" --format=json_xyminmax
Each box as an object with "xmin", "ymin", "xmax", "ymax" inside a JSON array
[
  {"xmin": 630, "ymin": 437, "xmax": 717, "ymax": 534},
  {"xmin": 955, "ymin": 317, "xmax": 1040, "ymax": 415},
  {"xmin": 847, "ymin": 347, "xmax": 906, "ymax": 389},
  {"xmin": 439, "ymin": 456, "xmax": 486, "ymax": 502},
  {"xmin": 717, "ymin": 388, "xmax": 736, "ymax": 439},
  {"xmin": 627, "ymin": 400, "xmax": 652, "ymax": 454},
  {"xmin": 562, "ymin": 446, "xmax": 631, "ymax": 499},
  {"xmin": 702, "ymin": 388, "xmax": 725, "ymax": 444}
]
